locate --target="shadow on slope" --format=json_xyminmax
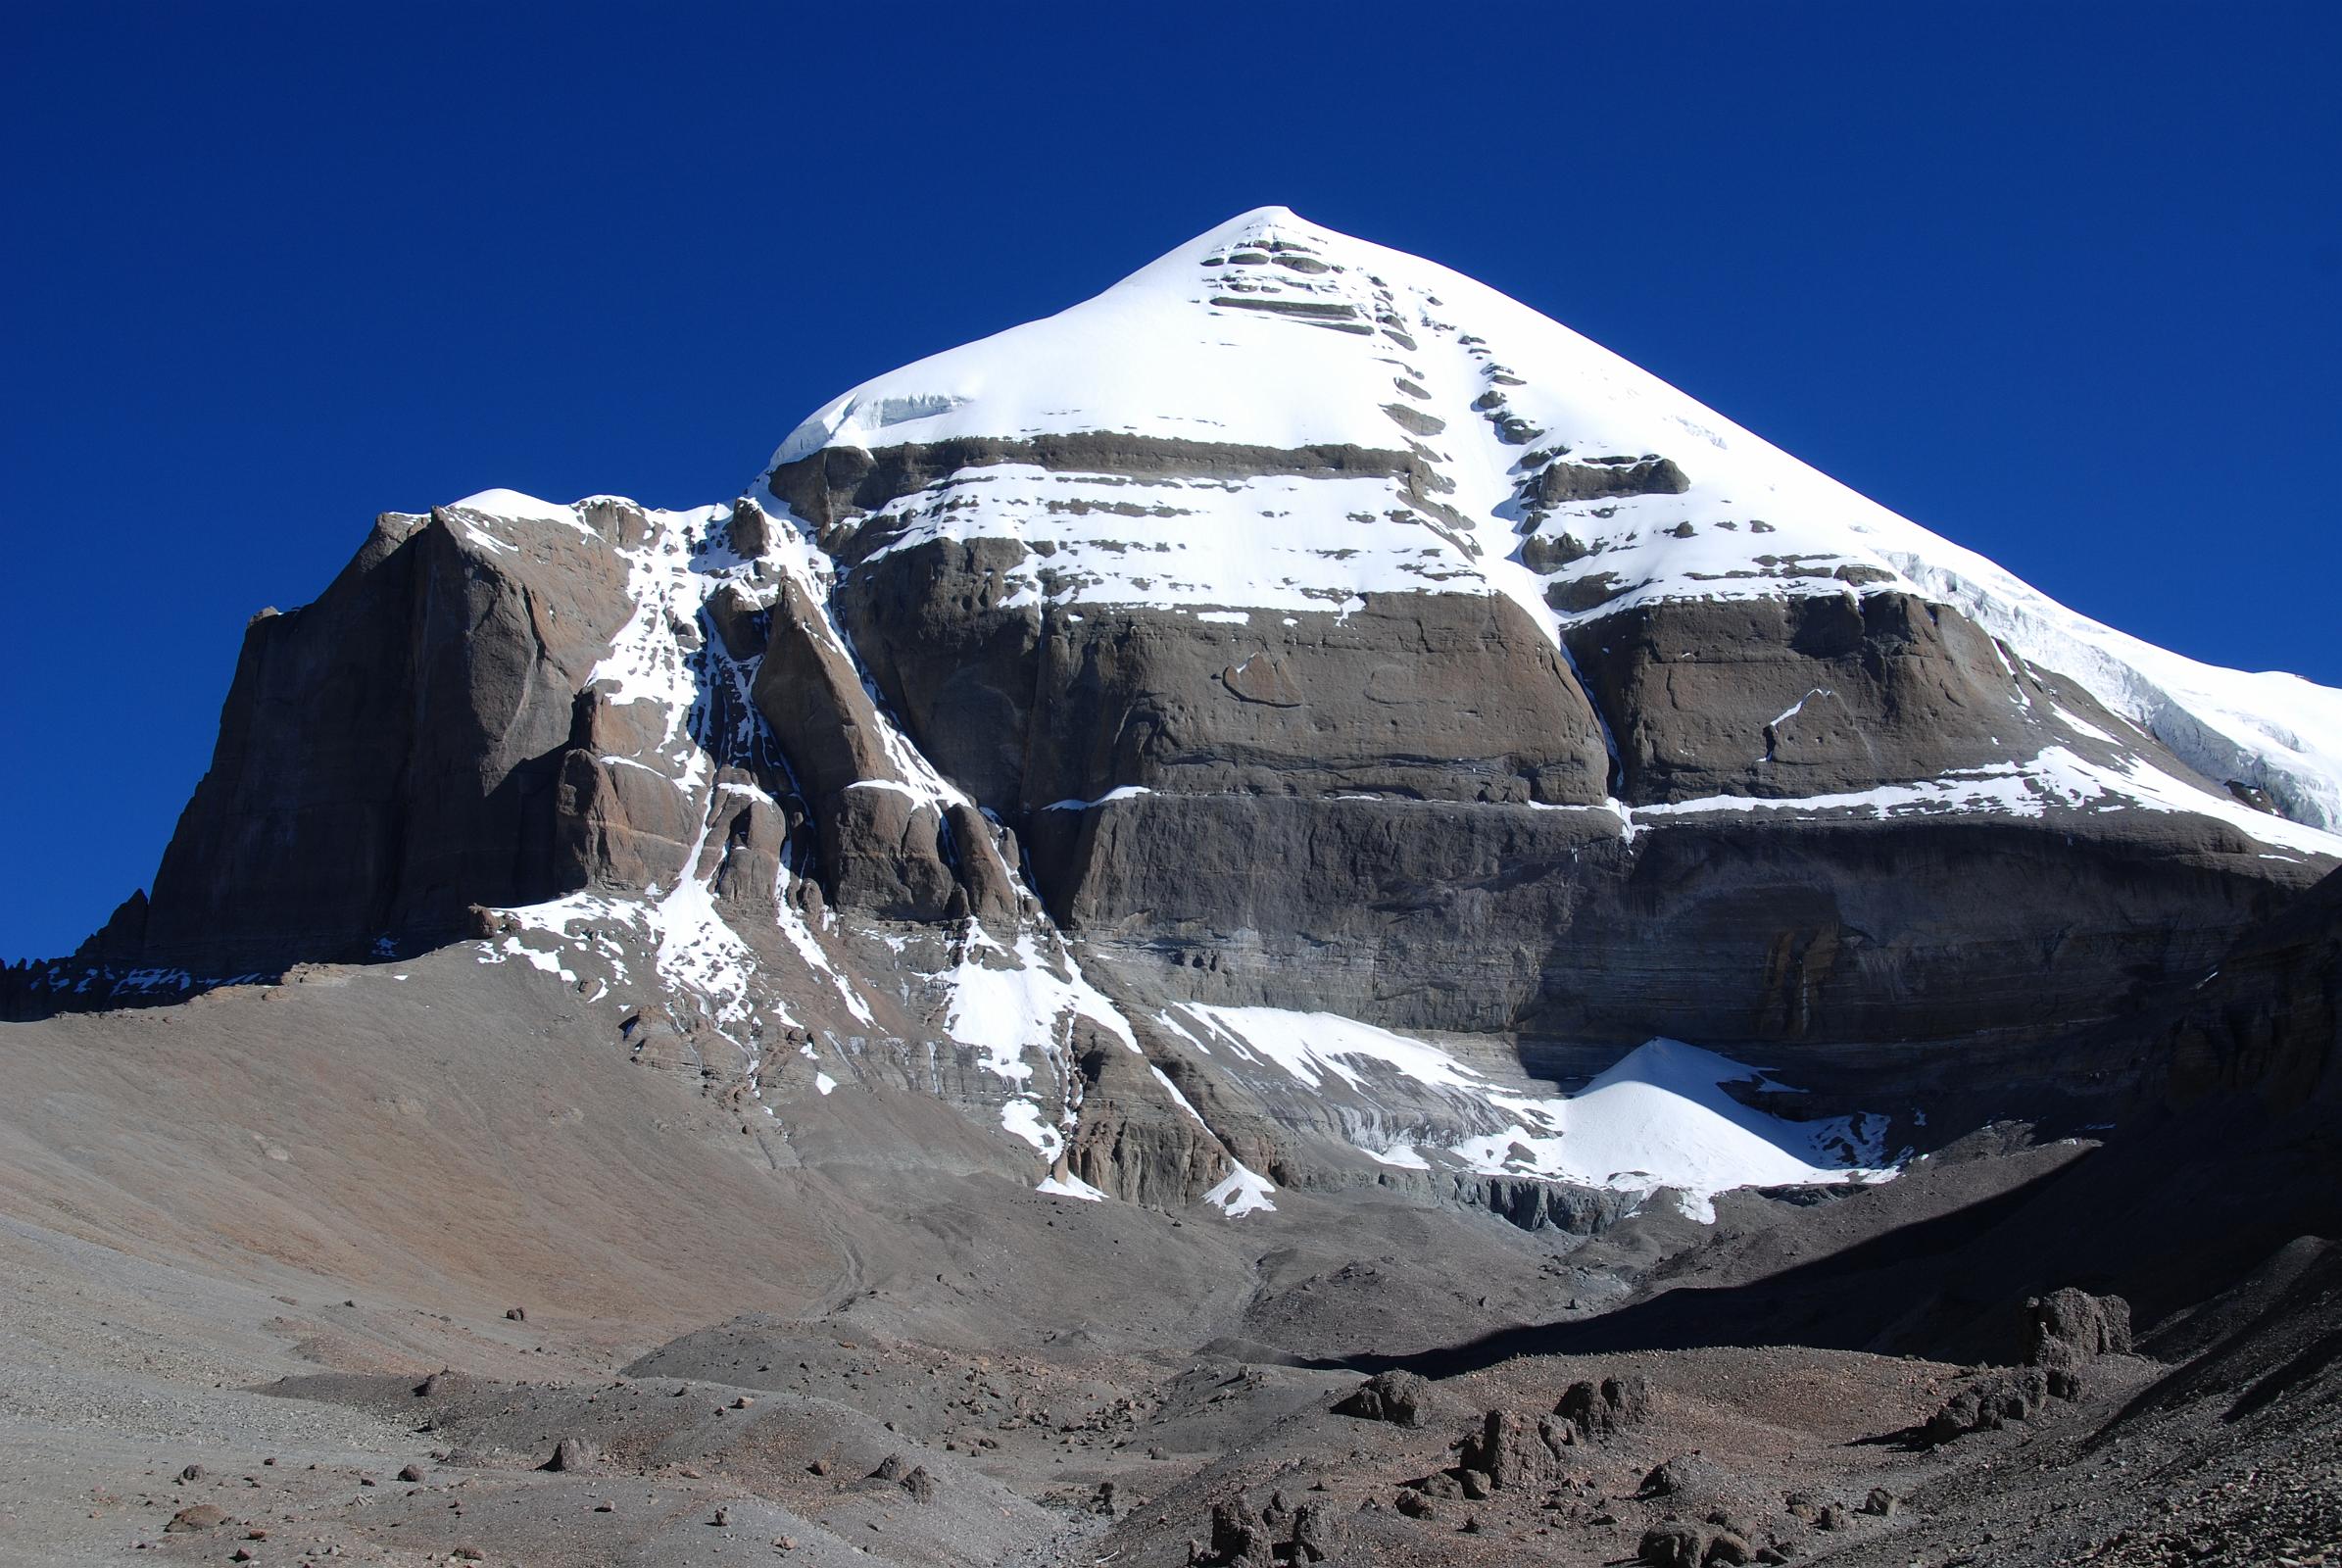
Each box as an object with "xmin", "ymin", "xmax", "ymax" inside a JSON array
[{"xmin": 1316, "ymin": 1089, "xmax": 2341, "ymax": 1381}]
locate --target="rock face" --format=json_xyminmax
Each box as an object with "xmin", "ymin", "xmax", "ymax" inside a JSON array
[
  {"xmin": 750, "ymin": 573, "xmax": 1012, "ymax": 923},
  {"xmin": 1562, "ymin": 591, "xmax": 2138, "ymax": 805},
  {"xmin": 1050, "ymin": 799, "xmax": 2303, "ymax": 1046},
  {"xmin": 23, "ymin": 206, "xmax": 2342, "ymax": 1231},
  {"xmin": 1063, "ymin": 1047, "xmax": 1229, "ymax": 1206},
  {"xmin": 2137, "ymin": 860, "xmax": 2342, "ymax": 1115},
  {"xmin": 841, "ymin": 564, "xmax": 1609, "ymax": 819},
  {"xmin": 129, "ymin": 502, "xmax": 638, "ymax": 971}
]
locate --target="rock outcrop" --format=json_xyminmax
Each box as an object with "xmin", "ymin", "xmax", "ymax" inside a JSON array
[
  {"xmin": 750, "ymin": 573, "xmax": 1013, "ymax": 923},
  {"xmin": 128, "ymin": 500, "xmax": 643, "ymax": 972}
]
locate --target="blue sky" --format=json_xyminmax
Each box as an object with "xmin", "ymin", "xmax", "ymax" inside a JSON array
[{"xmin": 4, "ymin": 2, "xmax": 2338, "ymax": 959}]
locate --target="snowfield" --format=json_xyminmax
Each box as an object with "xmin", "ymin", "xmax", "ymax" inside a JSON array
[{"xmin": 1175, "ymin": 1007, "xmax": 1892, "ymax": 1223}]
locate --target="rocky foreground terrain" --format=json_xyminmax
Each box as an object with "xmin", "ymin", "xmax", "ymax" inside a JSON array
[
  {"xmin": 1, "ymin": 933, "xmax": 2337, "ymax": 1567},
  {"xmin": 3, "ymin": 209, "xmax": 2338, "ymax": 1565}
]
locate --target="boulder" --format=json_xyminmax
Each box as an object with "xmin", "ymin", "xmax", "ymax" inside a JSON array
[
  {"xmin": 2025, "ymin": 1288, "xmax": 2133, "ymax": 1396},
  {"xmin": 1202, "ymin": 1494, "xmax": 1274, "ymax": 1567},
  {"xmin": 1287, "ymin": 1502, "xmax": 1335, "ymax": 1563},
  {"xmin": 1556, "ymin": 1374, "xmax": 1655, "ymax": 1440},
  {"xmin": 1332, "ymin": 1369, "xmax": 1430, "ymax": 1427},
  {"xmin": 1705, "ymin": 1531, "xmax": 1757, "ymax": 1566},
  {"xmin": 1640, "ymin": 1523, "xmax": 1708, "ymax": 1567},
  {"xmin": 1638, "ymin": 1455, "xmax": 1730, "ymax": 1500},
  {"xmin": 1457, "ymin": 1406, "xmax": 1574, "ymax": 1490},
  {"xmin": 542, "ymin": 1437, "xmax": 599, "ymax": 1474}
]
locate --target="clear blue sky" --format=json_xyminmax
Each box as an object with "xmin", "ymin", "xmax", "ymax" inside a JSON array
[{"xmin": 5, "ymin": 3, "xmax": 2338, "ymax": 959}]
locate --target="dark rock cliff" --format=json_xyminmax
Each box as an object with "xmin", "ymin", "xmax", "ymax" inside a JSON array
[{"xmin": 126, "ymin": 504, "xmax": 638, "ymax": 971}]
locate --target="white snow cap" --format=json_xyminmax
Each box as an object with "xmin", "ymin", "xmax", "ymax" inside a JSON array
[{"xmin": 760, "ymin": 206, "xmax": 2342, "ymax": 834}]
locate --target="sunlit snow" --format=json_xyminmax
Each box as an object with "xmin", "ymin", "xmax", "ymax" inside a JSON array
[{"xmin": 1172, "ymin": 1007, "xmax": 1892, "ymax": 1223}]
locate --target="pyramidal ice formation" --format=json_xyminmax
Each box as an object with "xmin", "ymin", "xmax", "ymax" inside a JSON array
[{"xmin": 32, "ymin": 207, "xmax": 2342, "ymax": 1223}]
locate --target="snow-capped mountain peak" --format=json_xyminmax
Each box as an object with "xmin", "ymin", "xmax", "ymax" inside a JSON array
[{"xmin": 761, "ymin": 206, "xmax": 2342, "ymax": 833}]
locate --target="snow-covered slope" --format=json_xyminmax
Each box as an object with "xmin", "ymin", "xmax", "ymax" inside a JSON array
[
  {"xmin": 1168, "ymin": 1008, "xmax": 1890, "ymax": 1223},
  {"xmin": 764, "ymin": 205, "xmax": 2342, "ymax": 833}
]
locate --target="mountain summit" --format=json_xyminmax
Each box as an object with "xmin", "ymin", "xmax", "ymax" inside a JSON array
[{"xmin": 773, "ymin": 205, "xmax": 2342, "ymax": 831}]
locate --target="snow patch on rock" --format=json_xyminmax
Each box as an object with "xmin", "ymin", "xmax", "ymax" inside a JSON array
[
  {"xmin": 1202, "ymin": 1160, "xmax": 1278, "ymax": 1218},
  {"xmin": 1166, "ymin": 1007, "xmax": 1892, "ymax": 1223}
]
